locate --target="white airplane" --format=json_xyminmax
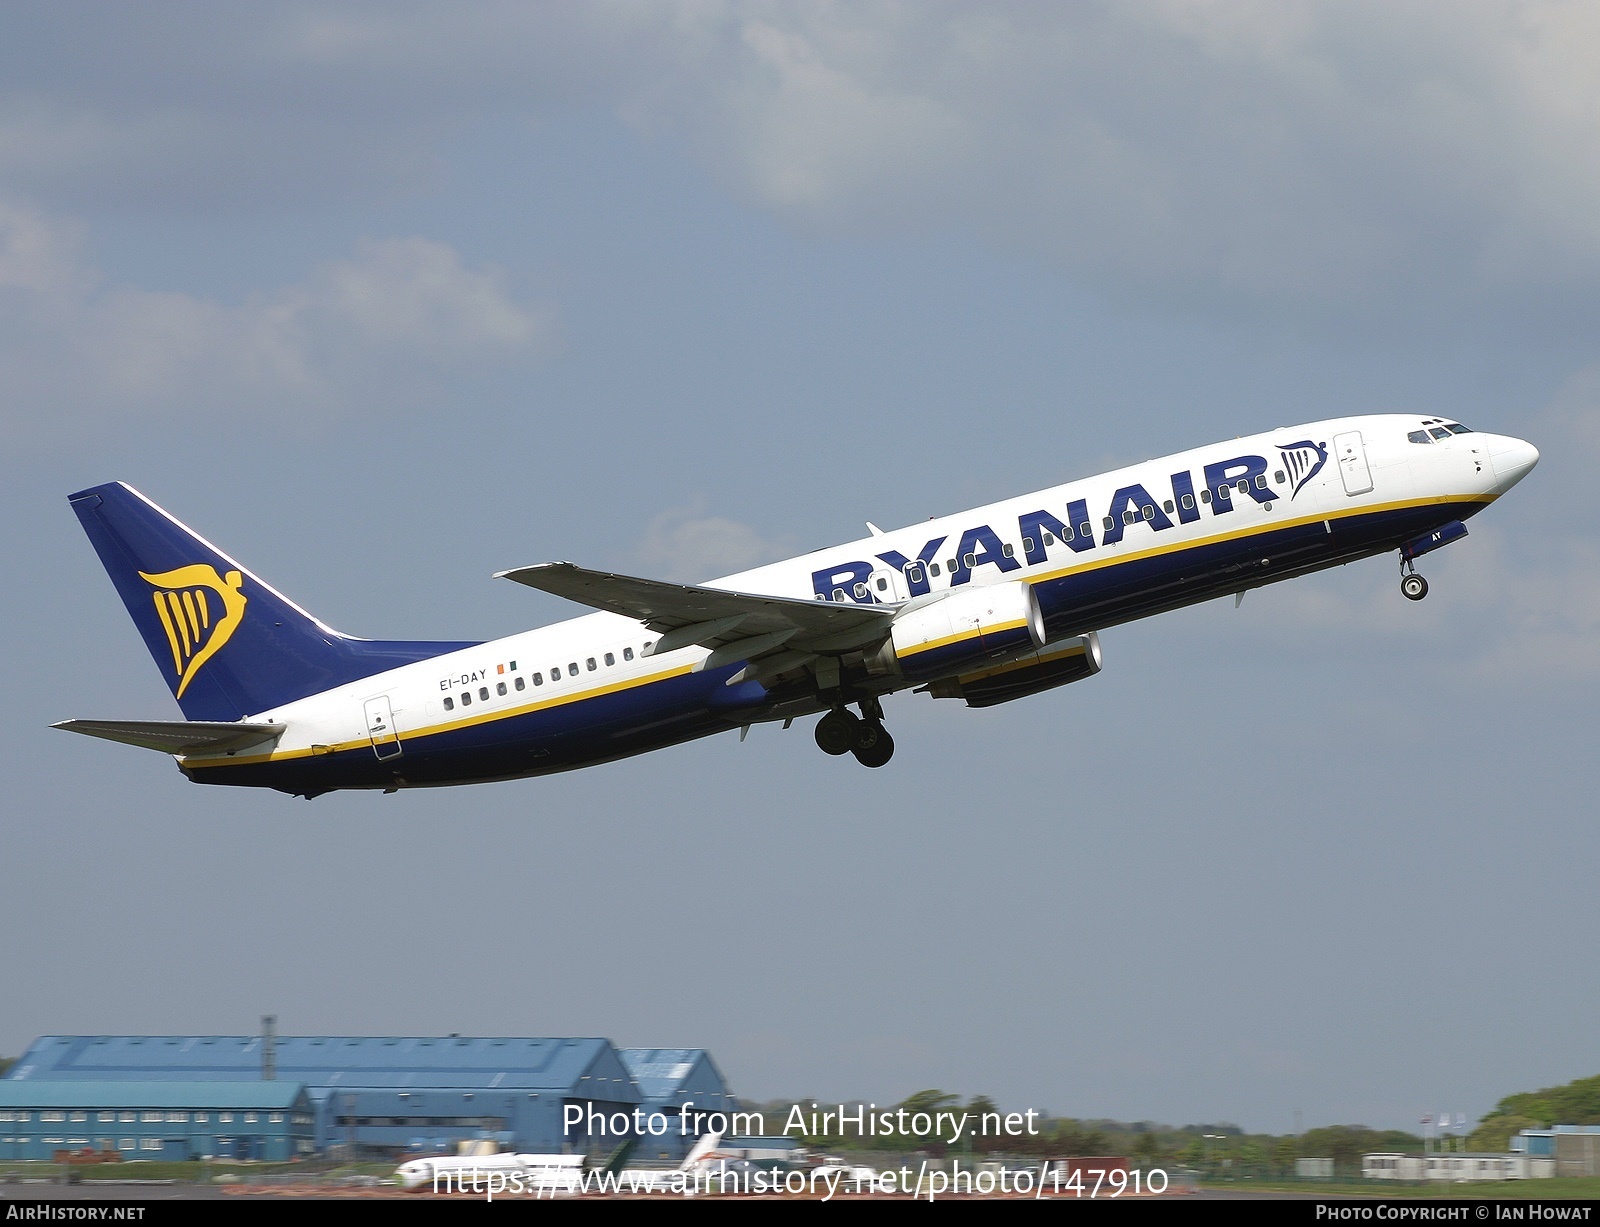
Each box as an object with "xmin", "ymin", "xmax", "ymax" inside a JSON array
[
  {"xmin": 56, "ymin": 414, "xmax": 1537, "ymax": 796},
  {"xmin": 396, "ymin": 1150, "xmax": 583, "ymax": 1193},
  {"xmin": 395, "ymin": 1130, "xmax": 726, "ymax": 1192}
]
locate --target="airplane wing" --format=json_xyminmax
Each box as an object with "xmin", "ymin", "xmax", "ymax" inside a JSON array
[
  {"xmin": 52, "ymin": 719, "xmax": 286, "ymax": 756},
  {"xmin": 496, "ymin": 562, "xmax": 893, "ymax": 662}
]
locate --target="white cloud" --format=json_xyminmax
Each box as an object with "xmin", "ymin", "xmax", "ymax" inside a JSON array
[
  {"xmin": 605, "ymin": 1, "xmax": 1600, "ymax": 306},
  {"xmin": 637, "ymin": 502, "xmax": 793, "ymax": 582},
  {"xmin": 0, "ymin": 201, "xmax": 552, "ymax": 439},
  {"xmin": 7, "ymin": 4, "xmax": 1600, "ymax": 318}
]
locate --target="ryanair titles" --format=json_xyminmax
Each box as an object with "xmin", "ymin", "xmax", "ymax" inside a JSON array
[{"xmin": 813, "ymin": 449, "xmax": 1319, "ymax": 602}]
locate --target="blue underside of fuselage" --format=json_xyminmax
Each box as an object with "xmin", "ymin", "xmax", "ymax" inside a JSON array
[{"xmin": 185, "ymin": 498, "xmax": 1480, "ymax": 795}]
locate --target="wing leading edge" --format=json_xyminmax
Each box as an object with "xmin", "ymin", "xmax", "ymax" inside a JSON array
[{"xmin": 496, "ymin": 562, "xmax": 894, "ymax": 666}]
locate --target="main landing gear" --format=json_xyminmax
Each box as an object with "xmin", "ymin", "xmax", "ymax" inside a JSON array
[
  {"xmin": 1399, "ymin": 555, "xmax": 1429, "ymax": 601},
  {"xmin": 814, "ymin": 697, "xmax": 895, "ymax": 768}
]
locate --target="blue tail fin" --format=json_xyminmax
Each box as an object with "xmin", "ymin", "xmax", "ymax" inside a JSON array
[{"xmin": 70, "ymin": 482, "xmax": 477, "ymax": 721}]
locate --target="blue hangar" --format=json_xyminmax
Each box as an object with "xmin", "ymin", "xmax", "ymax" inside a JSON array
[{"xmin": 5, "ymin": 1036, "xmax": 733, "ymax": 1156}]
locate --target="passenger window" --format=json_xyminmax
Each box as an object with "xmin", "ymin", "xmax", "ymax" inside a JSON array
[
  {"xmin": 1429, "ymin": 427, "xmax": 1451, "ymax": 440},
  {"xmin": 1162, "ymin": 500, "xmax": 1174, "ymax": 514},
  {"xmin": 905, "ymin": 565, "xmax": 923, "ymax": 584},
  {"xmin": 833, "ymin": 587, "xmax": 848, "ymax": 601},
  {"xmin": 1236, "ymin": 479, "xmax": 1249, "ymax": 493},
  {"xmin": 1181, "ymin": 494, "xmax": 1194, "ymax": 509},
  {"xmin": 1103, "ymin": 516, "xmax": 1115, "ymax": 531},
  {"xmin": 1079, "ymin": 523, "xmax": 1092, "ymax": 538},
  {"xmin": 443, "ymin": 696, "xmax": 454, "ymax": 711},
  {"xmin": 496, "ymin": 681, "xmax": 507, "ymax": 696},
  {"xmin": 1001, "ymin": 543, "xmax": 1014, "ymax": 558},
  {"xmin": 1062, "ymin": 525, "xmax": 1074, "ymax": 542},
  {"xmin": 1274, "ymin": 470, "xmax": 1285, "ymax": 484},
  {"xmin": 1200, "ymin": 488, "xmax": 1211, "ymax": 503},
  {"xmin": 605, "ymin": 652, "xmax": 615, "ymax": 666},
  {"xmin": 568, "ymin": 663, "xmax": 578, "ymax": 677},
  {"xmin": 586, "ymin": 658, "xmax": 596, "ymax": 672},
  {"xmin": 929, "ymin": 563, "xmax": 940, "ymax": 577},
  {"xmin": 853, "ymin": 582, "xmax": 868, "ymax": 599},
  {"xmin": 1142, "ymin": 505, "xmax": 1154, "ymax": 520},
  {"xmin": 479, "ymin": 687, "xmax": 489, "ymax": 701},
  {"xmin": 461, "ymin": 692, "xmax": 471, "ymax": 706},
  {"xmin": 875, "ymin": 577, "xmax": 888, "ymax": 591},
  {"xmin": 623, "ymin": 647, "xmax": 634, "ymax": 661},
  {"xmin": 1122, "ymin": 510, "xmax": 1136, "ymax": 525},
  {"xmin": 1255, "ymin": 475, "xmax": 1267, "ymax": 489},
  {"xmin": 964, "ymin": 553, "xmax": 976, "ymax": 568},
  {"xmin": 533, "ymin": 672, "xmax": 543, "ymax": 685},
  {"xmin": 1022, "ymin": 537, "xmax": 1035, "ymax": 552},
  {"xmin": 1216, "ymin": 486, "xmax": 1230, "ymax": 500},
  {"xmin": 1043, "ymin": 531, "xmax": 1055, "ymax": 545},
  {"xmin": 514, "ymin": 677, "xmax": 525, "ymax": 691},
  {"xmin": 551, "ymin": 665, "xmax": 561, "ymax": 680}
]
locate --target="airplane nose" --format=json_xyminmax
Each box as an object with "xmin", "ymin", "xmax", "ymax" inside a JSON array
[{"xmin": 1489, "ymin": 436, "xmax": 1539, "ymax": 491}]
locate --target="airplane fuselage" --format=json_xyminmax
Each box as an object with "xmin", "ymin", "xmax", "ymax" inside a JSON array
[{"xmin": 149, "ymin": 413, "xmax": 1534, "ymax": 796}]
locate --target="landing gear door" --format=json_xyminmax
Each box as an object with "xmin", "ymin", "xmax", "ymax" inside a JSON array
[
  {"xmin": 364, "ymin": 695, "xmax": 403, "ymax": 761},
  {"xmin": 868, "ymin": 565, "xmax": 908, "ymax": 605},
  {"xmin": 1333, "ymin": 430, "xmax": 1374, "ymax": 496}
]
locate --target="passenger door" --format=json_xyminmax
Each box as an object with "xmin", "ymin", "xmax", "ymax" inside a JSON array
[{"xmin": 1333, "ymin": 430, "xmax": 1375, "ymax": 496}]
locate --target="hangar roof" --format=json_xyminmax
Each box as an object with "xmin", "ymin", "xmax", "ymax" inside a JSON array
[
  {"xmin": 618, "ymin": 1049, "xmax": 733, "ymax": 1108},
  {"xmin": 7, "ymin": 1037, "xmax": 641, "ymax": 1102}
]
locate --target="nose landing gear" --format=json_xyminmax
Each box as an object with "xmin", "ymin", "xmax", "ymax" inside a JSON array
[
  {"xmin": 813, "ymin": 696, "xmax": 895, "ymax": 767},
  {"xmin": 1399, "ymin": 555, "xmax": 1429, "ymax": 601}
]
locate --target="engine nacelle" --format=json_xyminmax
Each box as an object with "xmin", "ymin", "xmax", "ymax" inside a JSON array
[
  {"xmin": 890, "ymin": 580, "xmax": 1046, "ymax": 682},
  {"xmin": 927, "ymin": 632, "xmax": 1102, "ymax": 708}
]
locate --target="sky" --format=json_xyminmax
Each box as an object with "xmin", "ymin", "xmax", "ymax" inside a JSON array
[{"xmin": 2, "ymin": 2, "xmax": 1598, "ymax": 1135}]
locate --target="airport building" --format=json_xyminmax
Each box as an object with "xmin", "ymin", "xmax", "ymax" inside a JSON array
[
  {"xmin": 0, "ymin": 1081, "xmax": 314, "ymax": 1161},
  {"xmin": 4, "ymin": 1035, "xmax": 733, "ymax": 1157},
  {"xmin": 1511, "ymin": 1125, "xmax": 1600, "ymax": 1177}
]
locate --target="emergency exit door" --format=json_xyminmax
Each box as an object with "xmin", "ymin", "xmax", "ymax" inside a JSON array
[{"xmin": 364, "ymin": 695, "xmax": 403, "ymax": 761}]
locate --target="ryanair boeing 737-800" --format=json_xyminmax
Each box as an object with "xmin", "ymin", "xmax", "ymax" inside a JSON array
[{"xmin": 56, "ymin": 415, "xmax": 1537, "ymax": 797}]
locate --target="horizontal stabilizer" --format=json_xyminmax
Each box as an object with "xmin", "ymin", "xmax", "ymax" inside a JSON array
[
  {"xmin": 496, "ymin": 562, "xmax": 892, "ymax": 654},
  {"xmin": 52, "ymin": 719, "xmax": 286, "ymax": 757}
]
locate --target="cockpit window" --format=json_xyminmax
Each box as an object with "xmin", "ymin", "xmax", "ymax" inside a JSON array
[
  {"xmin": 1429, "ymin": 427, "xmax": 1452, "ymax": 440},
  {"xmin": 1445, "ymin": 423, "xmax": 1472, "ymax": 434},
  {"xmin": 1407, "ymin": 430, "xmax": 1432, "ymax": 444}
]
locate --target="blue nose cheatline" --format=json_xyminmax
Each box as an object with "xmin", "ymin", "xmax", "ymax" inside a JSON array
[{"xmin": 54, "ymin": 413, "xmax": 1537, "ymax": 796}]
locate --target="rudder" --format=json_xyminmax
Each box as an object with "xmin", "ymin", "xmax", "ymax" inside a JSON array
[{"xmin": 70, "ymin": 482, "xmax": 476, "ymax": 720}]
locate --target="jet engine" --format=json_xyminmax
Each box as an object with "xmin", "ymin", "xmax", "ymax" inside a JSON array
[{"xmin": 889, "ymin": 580, "xmax": 1046, "ymax": 682}]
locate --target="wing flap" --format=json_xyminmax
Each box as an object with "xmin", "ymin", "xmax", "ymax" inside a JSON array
[
  {"xmin": 496, "ymin": 562, "xmax": 893, "ymax": 654},
  {"xmin": 53, "ymin": 719, "xmax": 287, "ymax": 757}
]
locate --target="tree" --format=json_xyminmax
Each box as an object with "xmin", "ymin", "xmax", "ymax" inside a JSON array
[
  {"xmin": 1474, "ymin": 1072, "xmax": 1600, "ymax": 1148},
  {"xmin": 1134, "ymin": 1130, "xmax": 1160, "ymax": 1166},
  {"xmin": 1274, "ymin": 1135, "xmax": 1298, "ymax": 1176}
]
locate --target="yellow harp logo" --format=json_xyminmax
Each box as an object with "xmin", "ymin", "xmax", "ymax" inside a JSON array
[{"xmin": 139, "ymin": 565, "xmax": 248, "ymax": 698}]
